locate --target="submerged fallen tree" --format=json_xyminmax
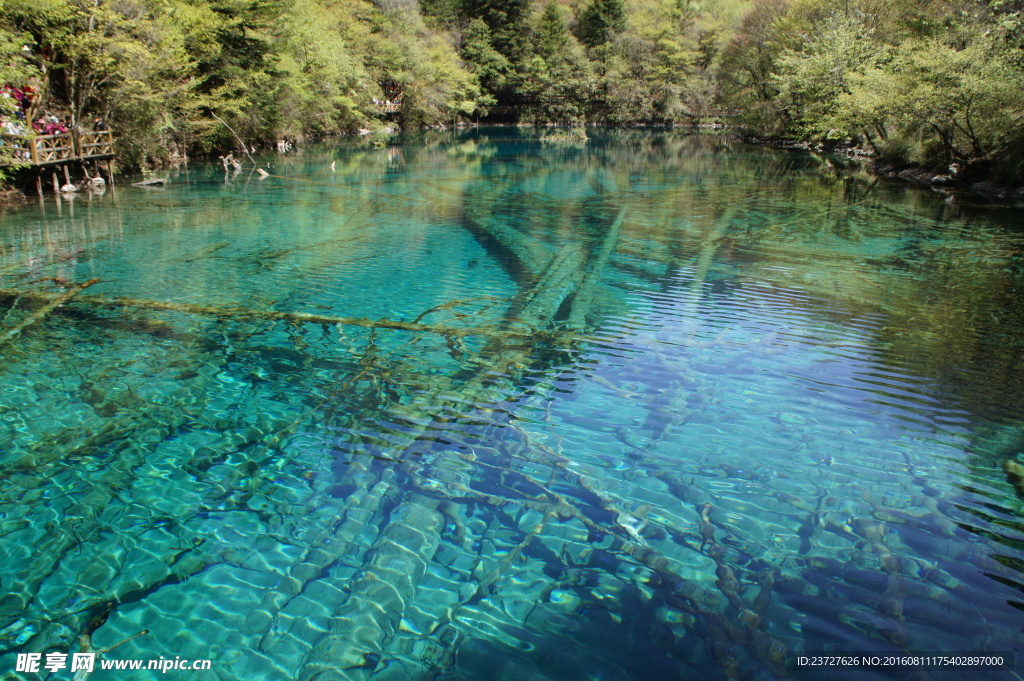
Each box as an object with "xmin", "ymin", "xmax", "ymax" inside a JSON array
[
  {"xmin": 0, "ymin": 287, "xmax": 540, "ymax": 341},
  {"xmin": 0, "ymin": 311, "xmax": 272, "ymax": 654},
  {"xmin": 0, "ymin": 203, "xmax": 808, "ymax": 681},
  {"xmin": 291, "ymin": 205, "xmax": 797, "ymax": 681},
  {"xmin": 294, "ymin": 208, "xmax": 628, "ymax": 681},
  {"xmin": 0, "ymin": 278, "xmax": 100, "ymax": 347}
]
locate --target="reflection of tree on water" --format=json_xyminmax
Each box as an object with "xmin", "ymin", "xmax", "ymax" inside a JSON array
[
  {"xmin": 0, "ymin": 195, "xmax": 792, "ymax": 678},
  {"xmin": 1, "ymin": 132, "xmax": 1024, "ymax": 680},
  {"xmin": 443, "ymin": 129, "xmax": 1024, "ymax": 421},
  {"xmin": 442, "ymin": 135, "xmax": 1024, "ymax": 676}
]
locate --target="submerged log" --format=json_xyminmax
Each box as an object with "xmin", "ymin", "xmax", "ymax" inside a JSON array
[
  {"xmin": 0, "ymin": 278, "xmax": 100, "ymax": 347},
  {"xmin": 294, "ymin": 208, "xmax": 630, "ymax": 680},
  {"xmin": 461, "ymin": 213, "xmax": 552, "ymax": 281},
  {"xmin": 101, "ymin": 297, "xmax": 536, "ymax": 339},
  {"xmin": 174, "ymin": 241, "xmax": 231, "ymax": 263},
  {"xmin": 299, "ymin": 500, "xmax": 444, "ymax": 680},
  {"xmin": 0, "ymin": 311, "xmax": 282, "ymax": 655},
  {"xmin": 568, "ymin": 208, "xmax": 626, "ymax": 327},
  {"xmin": 6, "ymin": 205, "xmax": 792, "ymax": 678},
  {"xmin": 131, "ymin": 178, "xmax": 166, "ymax": 187},
  {"xmin": 0, "ymin": 287, "xmax": 552, "ymax": 342}
]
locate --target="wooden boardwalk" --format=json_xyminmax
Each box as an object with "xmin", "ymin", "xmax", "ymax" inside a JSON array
[{"xmin": 0, "ymin": 130, "xmax": 114, "ymax": 167}]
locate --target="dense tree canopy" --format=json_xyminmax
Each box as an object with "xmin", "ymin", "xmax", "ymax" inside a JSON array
[
  {"xmin": 719, "ymin": 0, "xmax": 1024, "ymax": 180},
  {"xmin": 0, "ymin": 0, "xmax": 1021, "ymax": 182}
]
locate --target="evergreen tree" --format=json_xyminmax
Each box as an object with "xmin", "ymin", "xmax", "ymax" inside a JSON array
[
  {"xmin": 461, "ymin": 17, "xmax": 511, "ymax": 95},
  {"xmin": 578, "ymin": 0, "xmax": 626, "ymax": 47},
  {"xmin": 521, "ymin": 1, "xmax": 595, "ymax": 122},
  {"xmin": 1, "ymin": 0, "xmax": 1021, "ymax": 187},
  {"xmin": 418, "ymin": 0, "xmax": 463, "ymax": 27},
  {"xmin": 463, "ymin": 0, "xmax": 531, "ymax": 59},
  {"xmin": 535, "ymin": 1, "xmax": 569, "ymax": 58}
]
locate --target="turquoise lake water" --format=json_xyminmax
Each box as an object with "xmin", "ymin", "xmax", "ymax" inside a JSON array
[{"xmin": 1, "ymin": 129, "xmax": 1023, "ymax": 680}]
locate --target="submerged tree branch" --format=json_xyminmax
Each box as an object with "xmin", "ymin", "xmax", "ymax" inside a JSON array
[
  {"xmin": 0, "ymin": 286, "xmax": 558, "ymax": 342},
  {"xmin": 0, "ymin": 278, "xmax": 101, "ymax": 347}
]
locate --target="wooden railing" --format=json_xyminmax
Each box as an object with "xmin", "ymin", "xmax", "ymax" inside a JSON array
[
  {"xmin": 77, "ymin": 130, "xmax": 114, "ymax": 159},
  {"xmin": 32, "ymin": 133, "xmax": 76, "ymax": 164},
  {"xmin": 0, "ymin": 134, "xmax": 33, "ymax": 162},
  {"xmin": 374, "ymin": 93, "xmax": 403, "ymax": 115},
  {"xmin": 0, "ymin": 130, "xmax": 113, "ymax": 166}
]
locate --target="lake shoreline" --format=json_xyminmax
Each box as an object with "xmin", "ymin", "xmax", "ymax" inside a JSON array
[
  {"xmin": 205, "ymin": 124, "xmax": 1024, "ymax": 205},
  {"xmin": 741, "ymin": 133, "xmax": 1024, "ymax": 204},
  {"xmin": 5, "ymin": 124, "xmax": 1022, "ymax": 207}
]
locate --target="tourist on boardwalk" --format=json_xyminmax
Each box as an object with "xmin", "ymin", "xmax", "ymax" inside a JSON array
[
  {"xmin": 1, "ymin": 116, "xmax": 23, "ymax": 135},
  {"xmin": 0, "ymin": 116, "xmax": 31, "ymax": 159},
  {"xmin": 40, "ymin": 112, "xmax": 67, "ymax": 135}
]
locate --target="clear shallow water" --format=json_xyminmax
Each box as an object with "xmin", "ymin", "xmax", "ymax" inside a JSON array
[{"xmin": 1, "ymin": 129, "xmax": 1024, "ymax": 680}]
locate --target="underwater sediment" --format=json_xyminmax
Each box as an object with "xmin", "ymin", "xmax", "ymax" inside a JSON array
[{"xmin": 1, "ymin": 130, "xmax": 1023, "ymax": 681}]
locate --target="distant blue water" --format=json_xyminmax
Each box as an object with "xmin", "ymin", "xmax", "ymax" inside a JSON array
[{"xmin": 1, "ymin": 129, "xmax": 1023, "ymax": 680}]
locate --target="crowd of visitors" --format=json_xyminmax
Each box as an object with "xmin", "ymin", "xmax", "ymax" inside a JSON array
[
  {"xmin": 0, "ymin": 111, "xmax": 69, "ymax": 141},
  {"xmin": 2, "ymin": 83, "xmax": 108, "ymax": 138},
  {"xmin": 1, "ymin": 80, "xmax": 112, "ymax": 165},
  {"xmin": 0, "ymin": 75, "xmax": 111, "ymax": 169},
  {"xmin": 0, "ymin": 114, "xmax": 32, "ymax": 159},
  {"xmin": 1, "ymin": 116, "xmax": 27, "ymax": 136},
  {"xmin": 1, "ymin": 109, "xmax": 108, "ymax": 139},
  {"xmin": 32, "ymin": 112, "xmax": 68, "ymax": 135},
  {"xmin": 1, "ymin": 83, "xmax": 35, "ymax": 121}
]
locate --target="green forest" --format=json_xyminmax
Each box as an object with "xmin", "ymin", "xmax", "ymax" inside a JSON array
[{"xmin": 1, "ymin": 0, "xmax": 1023, "ymax": 183}]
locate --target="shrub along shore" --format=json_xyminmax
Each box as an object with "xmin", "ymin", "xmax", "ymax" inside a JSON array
[{"xmin": 1, "ymin": 0, "xmax": 1022, "ymax": 188}]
